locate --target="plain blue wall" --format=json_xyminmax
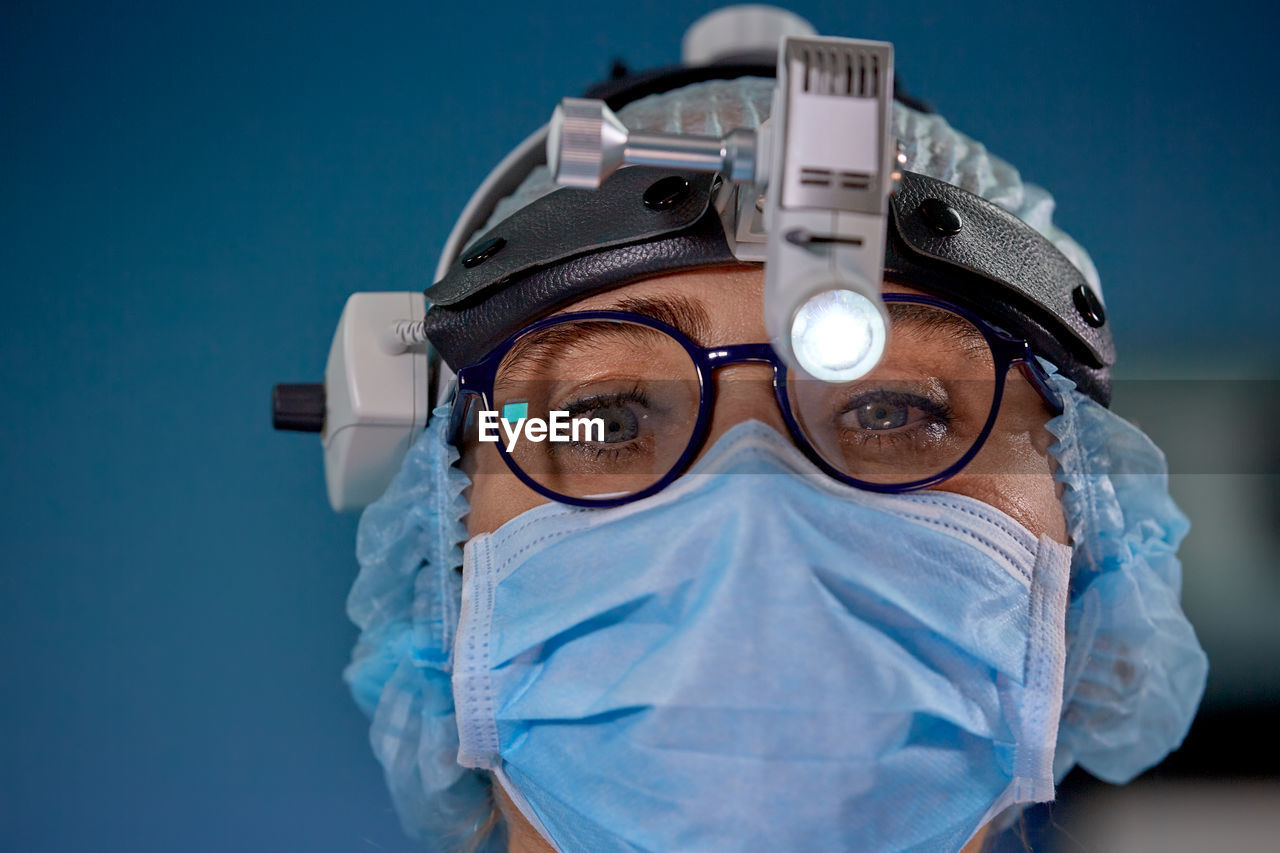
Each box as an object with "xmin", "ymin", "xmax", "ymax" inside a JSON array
[{"xmin": 3, "ymin": 1, "xmax": 1277, "ymax": 851}]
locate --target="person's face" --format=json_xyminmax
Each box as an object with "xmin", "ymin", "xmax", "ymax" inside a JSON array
[
  {"xmin": 458, "ymin": 266, "xmax": 1065, "ymax": 853},
  {"xmin": 462, "ymin": 265, "xmax": 1067, "ymax": 546}
]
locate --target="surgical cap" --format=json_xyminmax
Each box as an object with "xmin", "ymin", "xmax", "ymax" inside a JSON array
[{"xmin": 480, "ymin": 77, "xmax": 1102, "ymax": 298}]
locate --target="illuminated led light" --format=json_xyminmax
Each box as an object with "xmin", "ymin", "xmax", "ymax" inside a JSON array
[{"xmin": 790, "ymin": 289, "xmax": 887, "ymax": 381}]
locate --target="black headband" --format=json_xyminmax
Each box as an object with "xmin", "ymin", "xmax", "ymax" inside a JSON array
[{"xmin": 424, "ymin": 165, "xmax": 1113, "ymax": 404}]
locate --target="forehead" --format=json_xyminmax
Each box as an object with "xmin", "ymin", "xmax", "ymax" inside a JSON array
[{"xmin": 555, "ymin": 266, "xmax": 973, "ymax": 348}]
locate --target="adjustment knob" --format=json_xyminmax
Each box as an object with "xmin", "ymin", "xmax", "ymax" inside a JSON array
[
  {"xmin": 548, "ymin": 98, "xmax": 629, "ymax": 189},
  {"xmin": 272, "ymin": 383, "xmax": 325, "ymax": 432}
]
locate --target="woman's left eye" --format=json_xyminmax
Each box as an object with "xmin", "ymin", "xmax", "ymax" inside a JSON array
[
  {"xmin": 838, "ymin": 390, "xmax": 950, "ymax": 433},
  {"xmin": 852, "ymin": 399, "xmax": 909, "ymax": 430}
]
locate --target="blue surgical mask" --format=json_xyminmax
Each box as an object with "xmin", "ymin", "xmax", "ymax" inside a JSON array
[{"xmin": 452, "ymin": 420, "xmax": 1072, "ymax": 853}]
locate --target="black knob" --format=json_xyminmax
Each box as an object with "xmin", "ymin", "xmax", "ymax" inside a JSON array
[
  {"xmin": 919, "ymin": 197, "xmax": 963, "ymax": 236},
  {"xmin": 643, "ymin": 176, "xmax": 692, "ymax": 210},
  {"xmin": 1072, "ymin": 285, "xmax": 1106, "ymax": 327},
  {"xmin": 461, "ymin": 236, "xmax": 506, "ymax": 269},
  {"xmin": 273, "ymin": 383, "xmax": 325, "ymax": 432}
]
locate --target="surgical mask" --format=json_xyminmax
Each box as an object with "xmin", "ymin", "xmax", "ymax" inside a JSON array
[{"xmin": 452, "ymin": 420, "xmax": 1072, "ymax": 853}]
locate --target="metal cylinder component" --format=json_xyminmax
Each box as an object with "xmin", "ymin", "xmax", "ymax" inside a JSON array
[{"xmin": 549, "ymin": 98, "xmax": 757, "ymax": 188}]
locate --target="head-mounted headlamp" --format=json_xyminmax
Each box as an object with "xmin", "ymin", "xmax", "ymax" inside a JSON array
[{"xmin": 273, "ymin": 6, "xmax": 1113, "ymax": 511}]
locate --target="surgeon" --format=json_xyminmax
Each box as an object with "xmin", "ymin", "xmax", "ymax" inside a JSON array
[{"xmin": 341, "ymin": 8, "xmax": 1207, "ymax": 852}]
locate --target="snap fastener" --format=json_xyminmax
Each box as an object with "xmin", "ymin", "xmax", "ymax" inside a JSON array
[
  {"xmin": 461, "ymin": 236, "xmax": 506, "ymax": 269},
  {"xmin": 1072, "ymin": 284, "xmax": 1106, "ymax": 327},
  {"xmin": 643, "ymin": 176, "xmax": 692, "ymax": 210},
  {"xmin": 919, "ymin": 197, "xmax": 963, "ymax": 235}
]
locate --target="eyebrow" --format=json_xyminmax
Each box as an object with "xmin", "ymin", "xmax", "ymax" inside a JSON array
[
  {"xmin": 887, "ymin": 302, "xmax": 989, "ymax": 355},
  {"xmin": 607, "ymin": 294, "xmax": 714, "ymax": 344},
  {"xmin": 496, "ymin": 316, "xmax": 674, "ymax": 387},
  {"xmin": 494, "ymin": 294, "xmax": 715, "ymax": 388}
]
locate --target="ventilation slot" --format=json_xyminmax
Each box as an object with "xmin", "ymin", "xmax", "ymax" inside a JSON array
[
  {"xmin": 800, "ymin": 168, "xmax": 833, "ymax": 186},
  {"xmin": 798, "ymin": 47, "xmax": 883, "ymax": 99},
  {"xmin": 840, "ymin": 171, "xmax": 871, "ymax": 189}
]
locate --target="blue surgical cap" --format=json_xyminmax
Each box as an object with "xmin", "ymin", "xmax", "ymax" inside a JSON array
[
  {"xmin": 1041, "ymin": 362, "xmax": 1207, "ymax": 782},
  {"xmin": 482, "ymin": 77, "xmax": 1102, "ymax": 299}
]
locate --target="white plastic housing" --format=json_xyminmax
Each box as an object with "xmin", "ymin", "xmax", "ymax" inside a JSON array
[
  {"xmin": 763, "ymin": 37, "xmax": 895, "ymax": 378},
  {"xmin": 322, "ymin": 292, "xmax": 429, "ymax": 512},
  {"xmin": 681, "ymin": 5, "xmax": 815, "ymax": 65}
]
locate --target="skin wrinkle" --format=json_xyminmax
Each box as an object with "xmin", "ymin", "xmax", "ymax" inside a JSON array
[{"xmin": 459, "ymin": 266, "xmax": 1064, "ymax": 853}]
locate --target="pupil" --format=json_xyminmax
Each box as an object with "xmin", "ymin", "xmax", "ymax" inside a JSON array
[
  {"xmin": 856, "ymin": 400, "xmax": 907, "ymax": 430},
  {"xmin": 590, "ymin": 404, "xmax": 638, "ymax": 443}
]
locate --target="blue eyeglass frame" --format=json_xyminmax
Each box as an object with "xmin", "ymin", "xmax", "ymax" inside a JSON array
[{"xmin": 447, "ymin": 293, "xmax": 1064, "ymax": 508}]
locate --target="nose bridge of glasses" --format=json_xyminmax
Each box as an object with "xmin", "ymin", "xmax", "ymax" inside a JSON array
[
  {"xmin": 703, "ymin": 342, "xmax": 778, "ymax": 369},
  {"xmin": 694, "ymin": 344, "xmax": 790, "ymax": 453}
]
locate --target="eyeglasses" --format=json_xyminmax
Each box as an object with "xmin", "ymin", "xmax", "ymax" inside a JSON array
[{"xmin": 447, "ymin": 293, "xmax": 1063, "ymax": 507}]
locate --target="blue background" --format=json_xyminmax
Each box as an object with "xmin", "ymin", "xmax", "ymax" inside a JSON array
[{"xmin": 3, "ymin": 2, "xmax": 1277, "ymax": 851}]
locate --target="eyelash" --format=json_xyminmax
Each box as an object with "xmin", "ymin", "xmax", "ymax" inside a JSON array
[
  {"xmin": 561, "ymin": 383, "xmax": 650, "ymax": 417},
  {"xmin": 837, "ymin": 390, "xmax": 953, "ymax": 443},
  {"xmin": 559, "ymin": 384, "xmax": 651, "ymax": 460}
]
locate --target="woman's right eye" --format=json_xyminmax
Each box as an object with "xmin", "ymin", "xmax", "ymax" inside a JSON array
[
  {"xmin": 571, "ymin": 399, "xmax": 641, "ymax": 444},
  {"xmin": 563, "ymin": 387, "xmax": 652, "ymax": 446}
]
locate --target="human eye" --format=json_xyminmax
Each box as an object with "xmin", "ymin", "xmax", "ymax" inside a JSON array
[
  {"xmin": 836, "ymin": 388, "xmax": 954, "ymax": 448},
  {"xmin": 558, "ymin": 383, "xmax": 655, "ymax": 460}
]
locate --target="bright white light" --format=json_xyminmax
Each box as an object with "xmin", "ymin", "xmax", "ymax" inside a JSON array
[{"xmin": 790, "ymin": 289, "xmax": 887, "ymax": 381}]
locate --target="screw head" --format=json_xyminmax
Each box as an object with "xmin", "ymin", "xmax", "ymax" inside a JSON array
[
  {"xmin": 919, "ymin": 197, "xmax": 963, "ymax": 236},
  {"xmin": 643, "ymin": 176, "xmax": 692, "ymax": 211},
  {"xmin": 461, "ymin": 236, "xmax": 506, "ymax": 269},
  {"xmin": 1072, "ymin": 284, "xmax": 1106, "ymax": 327}
]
